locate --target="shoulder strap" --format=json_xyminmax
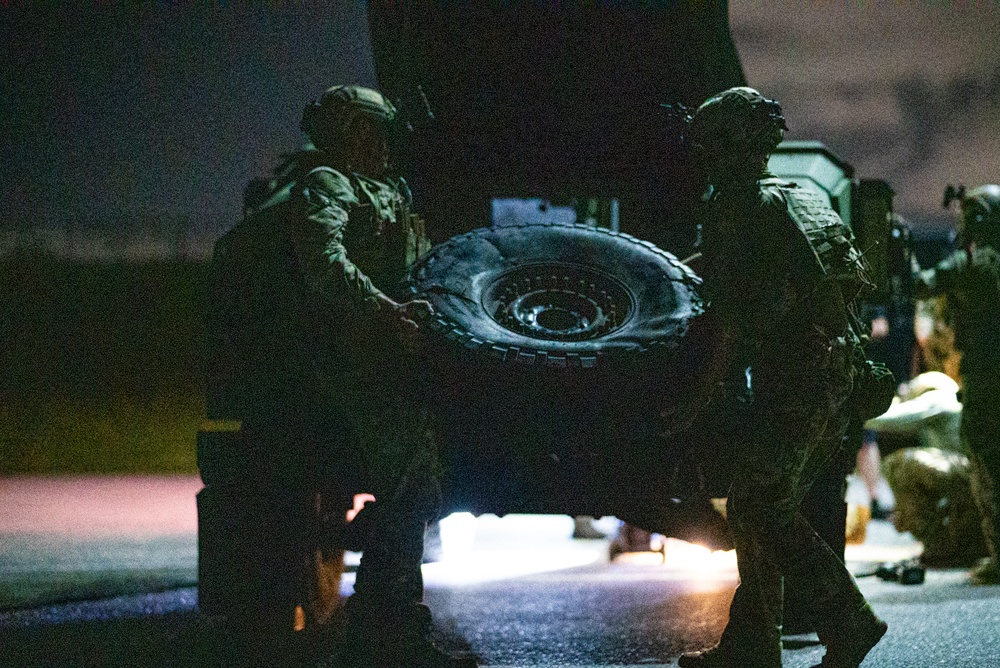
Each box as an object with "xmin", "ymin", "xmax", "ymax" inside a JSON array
[{"xmin": 779, "ymin": 182, "xmax": 874, "ymax": 300}]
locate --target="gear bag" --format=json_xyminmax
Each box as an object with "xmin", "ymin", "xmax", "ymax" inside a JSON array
[
  {"xmin": 851, "ymin": 353, "xmax": 896, "ymax": 422},
  {"xmin": 768, "ymin": 178, "xmax": 895, "ymax": 422}
]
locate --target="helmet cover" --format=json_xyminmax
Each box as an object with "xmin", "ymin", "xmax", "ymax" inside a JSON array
[
  {"xmin": 959, "ymin": 184, "xmax": 1000, "ymax": 246},
  {"xmin": 689, "ymin": 87, "xmax": 788, "ymax": 167},
  {"xmin": 300, "ymin": 85, "xmax": 398, "ymax": 152}
]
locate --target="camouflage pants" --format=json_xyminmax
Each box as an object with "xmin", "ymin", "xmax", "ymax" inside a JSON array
[
  {"xmin": 721, "ymin": 344, "xmax": 877, "ymax": 663},
  {"xmin": 959, "ymin": 380, "xmax": 1000, "ymax": 568},
  {"xmin": 338, "ymin": 351, "xmax": 444, "ymax": 611},
  {"xmin": 239, "ymin": 386, "xmax": 442, "ymax": 613}
]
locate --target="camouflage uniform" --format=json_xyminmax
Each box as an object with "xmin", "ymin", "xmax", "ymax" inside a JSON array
[
  {"xmin": 915, "ymin": 185, "xmax": 1000, "ymax": 581},
  {"xmin": 288, "ymin": 161, "xmax": 440, "ymax": 611},
  {"xmin": 680, "ymin": 88, "xmax": 886, "ymax": 668},
  {"xmin": 699, "ymin": 180, "xmax": 877, "ymax": 664},
  {"xmin": 208, "ymin": 87, "xmax": 438, "ymax": 623}
]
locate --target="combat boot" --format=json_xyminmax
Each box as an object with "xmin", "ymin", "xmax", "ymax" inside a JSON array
[
  {"xmin": 970, "ymin": 557, "xmax": 1000, "ymax": 585},
  {"xmin": 811, "ymin": 618, "xmax": 887, "ymax": 668},
  {"xmin": 340, "ymin": 599, "xmax": 478, "ymax": 668}
]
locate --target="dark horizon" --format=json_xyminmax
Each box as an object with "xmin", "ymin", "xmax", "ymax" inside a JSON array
[{"xmin": 1, "ymin": 4, "xmax": 375, "ymax": 247}]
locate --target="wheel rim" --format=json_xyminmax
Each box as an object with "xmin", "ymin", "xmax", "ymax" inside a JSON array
[{"xmin": 481, "ymin": 263, "xmax": 635, "ymax": 342}]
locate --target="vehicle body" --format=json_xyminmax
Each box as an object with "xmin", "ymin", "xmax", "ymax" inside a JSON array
[
  {"xmin": 367, "ymin": 2, "xmax": 893, "ymax": 541},
  {"xmin": 409, "ymin": 141, "xmax": 881, "ymax": 547},
  {"xmin": 197, "ymin": 3, "xmax": 898, "ymax": 628}
]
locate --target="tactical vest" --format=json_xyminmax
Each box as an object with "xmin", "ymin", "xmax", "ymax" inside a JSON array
[
  {"xmin": 308, "ymin": 167, "xmax": 432, "ymax": 294},
  {"xmin": 760, "ymin": 178, "xmax": 873, "ymax": 303},
  {"xmin": 206, "ymin": 164, "xmax": 433, "ymax": 424},
  {"xmin": 760, "ymin": 178, "xmax": 893, "ymax": 420}
]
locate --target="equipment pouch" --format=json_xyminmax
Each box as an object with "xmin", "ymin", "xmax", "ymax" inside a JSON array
[{"xmin": 851, "ymin": 357, "xmax": 896, "ymax": 423}]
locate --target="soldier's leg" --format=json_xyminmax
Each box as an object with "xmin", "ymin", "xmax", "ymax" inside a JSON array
[
  {"xmin": 342, "ymin": 411, "xmax": 476, "ymax": 668},
  {"xmin": 760, "ymin": 406, "xmax": 885, "ymax": 668},
  {"xmin": 709, "ymin": 411, "xmax": 858, "ymax": 665},
  {"xmin": 694, "ymin": 340, "xmax": 882, "ymax": 668},
  {"xmin": 345, "ymin": 504, "xmax": 480, "ymax": 667},
  {"xmin": 679, "ymin": 405, "xmax": 794, "ymax": 668},
  {"xmin": 679, "ymin": 568, "xmax": 782, "ymax": 668},
  {"xmin": 727, "ymin": 474, "xmax": 884, "ymax": 668},
  {"xmin": 349, "ymin": 504, "xmax": 427, "ymax": 610},
  {"xmin": 346, "ymin": 399, "xmax": 441, "ymax": 615},
  {"xmin": 961, "ymin": 394, "xmax": 1000, "ymax": 583},
  {"xmin": 783, "ymin": 442, "xmax": 852, "ymax": 635},
  {"xmin": 717, "ymin": 491, "xmax": 784, "ymax": 666},
  {"xmin": 678, "ymin": 473, "xmax": 788, "ymax": 668}
]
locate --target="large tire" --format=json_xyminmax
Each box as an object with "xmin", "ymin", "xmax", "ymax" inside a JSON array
[
  {"xmin": 406, "ymin": 223, "xmax": 709, "ymax": 516},
  {"xmin": 407, "ymin": 223, "xmax": 703, "ymax": 366}
]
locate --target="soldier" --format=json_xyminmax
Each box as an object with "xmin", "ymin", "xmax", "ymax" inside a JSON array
[
  {"xmin": 915, "ymin": 184, "xmax": 1000, "ymax": 585},
  {"xmin": 208, "ymin": 85, "xmax": 474, "ymax": 667},
  {"xmin": 675, "ymin": 88, "xmax": 887, "ymax": 668}
]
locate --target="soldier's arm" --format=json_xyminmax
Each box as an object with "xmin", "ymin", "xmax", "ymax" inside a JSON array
[
  {"xmin": 292, "ymin": 168, "xmax": 433, "ymax": 331},
  {"xmin": 913, "ymin": 250, "xmax": 964, "ymax": 300},
  {"xmin": 290, "ymin": 167, "xmax": 392, "ymax": 311},
  {"xmin": 661, "ymin": 314, "xmax": 736, "ymax": 436},
  {"xmin": 759, "ymin": 190, "xmax": 804, "ymax": 323}
]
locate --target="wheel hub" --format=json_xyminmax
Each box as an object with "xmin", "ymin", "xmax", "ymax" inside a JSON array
[{"xmin": 483, "ymin": 263, "xmax": 634, "ymax": 341}]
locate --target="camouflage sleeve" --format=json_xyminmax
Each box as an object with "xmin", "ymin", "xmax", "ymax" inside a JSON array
[
  {"xmin": 914, "ymin": 249, "xmax": 965, "ymax": 300},
  {"xmin": 290, "ymin": 167, "xmax": 386, "ymax": 310},
  {"xmin": 757, "ymin": 192, "xmax": 802, "ymax": 320}
]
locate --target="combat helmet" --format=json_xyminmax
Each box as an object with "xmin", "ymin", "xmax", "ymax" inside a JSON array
[
  {"xmin": 960, "ymin": 184, "xmax": 1000, "ymax": 248},
  {"xmin": 300, "ymin": 85, "xmax": 398, "ymax": 152},
  {"xmin": 688, "ymin": 87, "xmax": 788, "ymax": 171}
]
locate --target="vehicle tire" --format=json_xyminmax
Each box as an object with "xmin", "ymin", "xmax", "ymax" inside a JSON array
[
  {"xmin": 407, "ymin": 223, "xmax": 704, "ymax": 367},
  {"xmin": 406, "ymin": 223, "xmax": 708, "ymax": 516}
]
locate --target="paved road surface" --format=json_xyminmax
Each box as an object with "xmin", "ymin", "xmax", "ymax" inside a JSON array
[
  {"xmin": 1, "ymin": 476, "xmax": 201, "ymax": 610},
  {"xmin": 2, "ymin": 476, "xmax": 1000, "ymax": 666}
]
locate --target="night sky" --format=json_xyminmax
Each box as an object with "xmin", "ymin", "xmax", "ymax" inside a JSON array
[
  {"xmin": 1, "ymin": 4, "xmax": 375, "ymax": 254},
  {"xmin": 2, "ymin": 3, "xmax": 999, "ymax": 257},
  {"xmin": 732, "ymin": 2, "xmax": 1000, "ymax": 235}
]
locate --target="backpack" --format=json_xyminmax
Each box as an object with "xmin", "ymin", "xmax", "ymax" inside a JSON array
[{"xmin": 769, "ymin": 178, "xmax": 896, "ymax": 422}]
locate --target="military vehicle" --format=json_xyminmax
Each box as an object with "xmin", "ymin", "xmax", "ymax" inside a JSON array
[
  {"xmin": 367, "ymin": 4, "xmax": 895, "ymax": 548},
  {"xmin": 198, "ymin": 2, "xmax": 898, "ymax": 633},
  {"xmin": 407, "ymin": 140, "xmax": 882, "ymax": 530}
]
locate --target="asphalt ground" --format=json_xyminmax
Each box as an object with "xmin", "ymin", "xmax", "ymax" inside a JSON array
[{"xmin": 2, "ymin": 476, "xmax": 1000, "ymax": 666}]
